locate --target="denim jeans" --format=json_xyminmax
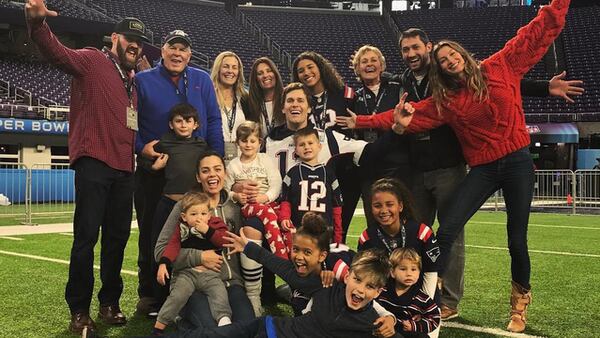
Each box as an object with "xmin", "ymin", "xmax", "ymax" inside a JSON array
[
  {"xmin": 436, "ymin": 147, "xmax": 534, "ymax": 289},
  {"xmin": 411, "ymin": 164, "xmax": 467, "ymax": 308}
]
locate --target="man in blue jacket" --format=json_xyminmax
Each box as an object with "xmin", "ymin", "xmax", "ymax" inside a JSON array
[{"xmin": 134, "ymin": 30, "xmax": 223, "ymax": 316}]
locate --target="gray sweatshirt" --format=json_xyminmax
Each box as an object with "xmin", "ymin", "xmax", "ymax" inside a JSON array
[{"xmin": 154, "ymin": 190, "xmax": 244, "ymax": 287}]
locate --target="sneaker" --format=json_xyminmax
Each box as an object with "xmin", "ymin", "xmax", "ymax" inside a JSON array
[{"xmin": 440, "ymin": 305, "xmax": 459, "ymax": 321}]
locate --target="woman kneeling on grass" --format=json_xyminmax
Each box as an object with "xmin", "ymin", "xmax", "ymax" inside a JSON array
[{"xmin": 339, "ymin": 0, "xmax": 571, "ymax": 332}]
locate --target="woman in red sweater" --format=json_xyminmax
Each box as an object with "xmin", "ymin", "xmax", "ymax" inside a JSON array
[{"xmin": 339, "ymin": 0, "xmax": 571, "ymax": 332}]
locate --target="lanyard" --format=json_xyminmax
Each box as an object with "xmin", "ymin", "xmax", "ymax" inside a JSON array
[
  {"xmin": 224, "ymin": 97, "xmax": 238, "ymax": 135},
  {"xmin": 362, "ymin": 87, "xmax": 387, "ymax": 115},
  {"xmin": 102, "ymin": 47, "xmax": 134, "ymax": 107},
  {"xmin": 376, "ymin": 225, "xmax": 406, "ymax": 254},
  {"xmin": 412, "ymin": 77, "xmax": 429, "ymax": 102},
  {"xmin": 261, "ymin": 101, "xmax": 275, "ymax": 135},
  {"xmin": 174, "ymin": 71, "xmax": 189, "ymax": 100},
  {"xmin": 312, "ymin": 91, "xmax": 328, "ymax": 129}
]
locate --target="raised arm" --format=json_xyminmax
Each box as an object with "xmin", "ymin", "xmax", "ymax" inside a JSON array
[
  {"xmin": 488, "ymin": 0, "xmax": 571, "ymax": 78},
  {"xmin": 25, "ymin": 0, "xmax": 91, "ymax": 76}
]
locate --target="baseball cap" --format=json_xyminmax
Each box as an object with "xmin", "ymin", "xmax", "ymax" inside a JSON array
[
  {"xmin": 114, "ymin": 17, "xmax": 150, "ymax": 42},
  {"xmin": 163, "ymin": 30, "xmax": 192, "ymax": 48}
]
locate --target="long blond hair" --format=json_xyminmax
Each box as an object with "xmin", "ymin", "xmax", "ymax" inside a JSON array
[
  {"xmin": 210, "ymin": 51, "xmax": 247, "ymax": 109},
  {"xmin": 429, "ymin": 40, "xmax": 488, "ymax": 113}
]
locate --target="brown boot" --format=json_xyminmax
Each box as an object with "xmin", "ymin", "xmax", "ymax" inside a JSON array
[{"xmin": 507, "ymin": 281, "xmax": 532, "ymax": 333}]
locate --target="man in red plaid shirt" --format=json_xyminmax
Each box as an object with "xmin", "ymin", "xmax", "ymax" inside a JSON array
[{"xmin": 25, "ymin": 0, "xmax": 149, "ymax": 334}]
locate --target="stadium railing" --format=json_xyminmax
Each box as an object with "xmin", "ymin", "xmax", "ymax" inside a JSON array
[{"xmin": 1, "ymin": 167, "xmax": 599, "ymax": 225}]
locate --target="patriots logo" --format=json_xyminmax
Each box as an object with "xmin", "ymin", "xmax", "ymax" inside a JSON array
[{"xmin": 426, "ymin": 247, "xmax": 441, "ymax": 263}]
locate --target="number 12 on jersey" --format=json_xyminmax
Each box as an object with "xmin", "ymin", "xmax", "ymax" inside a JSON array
[{"xmin": 297, "ymin": 180, "xmax": 326, "ymax": 213}]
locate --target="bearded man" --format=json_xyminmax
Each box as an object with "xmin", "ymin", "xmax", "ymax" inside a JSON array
[{"xmin": 25, "ymin": 0, "xmax": 149, "ymax": 333}]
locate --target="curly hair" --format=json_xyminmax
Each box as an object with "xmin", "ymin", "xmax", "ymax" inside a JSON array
[
  {"xmin": 292, "ymin": 51, "xmax": 343, "ymax": 95},
  {"xmin": 247, "ymin": 57, "xmax": 285, "ymax": 131},
  {"xmin": 296, "ymin": 211, "xmax": 330, "ymax": 253},
  {"xmin": 371, "ymin": 178, "xmax": 420, "ymax": 224},
  {"xmin": 429, "ymin": 40, "xmax": 489, "ymax": 113}
]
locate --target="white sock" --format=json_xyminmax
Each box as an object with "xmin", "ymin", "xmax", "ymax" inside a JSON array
[
  {"xmin": 241, "ymin": 239, "xmax": 263, "ymax": 316},
  {"xmin": 218, "ymin": 316, "xmax": 232, "ymax": 327}
]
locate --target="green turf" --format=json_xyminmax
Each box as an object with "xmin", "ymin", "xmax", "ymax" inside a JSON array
[{"xmin": 0, "ymin": 211, "xmax": 599, "ymax": 337}]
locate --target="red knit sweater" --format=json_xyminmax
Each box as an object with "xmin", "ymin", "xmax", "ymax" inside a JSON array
[{"xmin": 355, "ymin": 0, "xmax": 570, "ymax": 167}]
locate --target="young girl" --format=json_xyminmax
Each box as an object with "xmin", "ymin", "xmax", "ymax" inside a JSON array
[
  {"xmin": 357, "ymin": 178, "xmax": 439, "ymax": 300},
  {"xmin": 224, "ymin": 120, "xmax": 291, "ymax": 315},
  {"xmin": 210, "ymin": 51, "xmax": 248, "ymax": 160}
]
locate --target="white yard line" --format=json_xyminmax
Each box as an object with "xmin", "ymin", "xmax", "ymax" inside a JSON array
[
  {"xmin": 469, "ymin": 221, "xmax": 599, "ymax": 230},
  {"xmin": 58, "ymin": 232, "xmax": 73, "ymax": 236},
  {"xmin": 345, "ymin": 235, "xmax": 600, "ymax": 258},
  {"xmin": 0, "ymin": 250, "xmax": 137, "ymax": 276},
  {"xmin": 0, "ymin": 248, "xmax": 551, "ymax": 337},
  {"xmin": 442, "ymin": 321, "xmax": 546, "ymax": 338},
  {"xmin": 0, "ymin": 236, "xmax": 24, "ymax": 241},
  {"xmin": 466, "ymin": 245, "xmax": 600, "ymax": 258}
]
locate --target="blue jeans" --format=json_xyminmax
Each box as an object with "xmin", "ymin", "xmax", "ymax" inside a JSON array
[
  {"xmin": 411, "ymin": 164, "xmax": 467, "ymax": 308},
  {"xmin": 437, "ymin": 147, "xmax": 534, "ymax": 289},
  {"xmin": 180, "ymin": 284, "xmax": 255, "ymax": 329}
]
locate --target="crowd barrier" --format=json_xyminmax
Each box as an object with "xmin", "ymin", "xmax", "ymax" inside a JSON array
[{"xmin": 1, "ymin": 164, "xmax": 599, "ymax": 225}]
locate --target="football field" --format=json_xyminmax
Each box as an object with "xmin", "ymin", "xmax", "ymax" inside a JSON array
[{"xmin": 0, "ymin": 211, "xmax": 598, "ymax": 337}]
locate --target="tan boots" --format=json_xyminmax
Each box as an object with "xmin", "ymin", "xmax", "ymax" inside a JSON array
[{"xmin": 507, "ymin": 281, "xmax": 532, "ymax": 333}]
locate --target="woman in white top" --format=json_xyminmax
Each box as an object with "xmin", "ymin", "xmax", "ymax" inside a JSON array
[
  {"xmin": 211, "ymin": 51, "xmax": 248, "ymax": 160},
  {"xmin": 245, "ymin": 57, "xmax": 285, "ymax": 139}
]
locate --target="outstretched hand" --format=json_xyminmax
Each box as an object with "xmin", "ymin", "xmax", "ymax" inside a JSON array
[
  {"xmin": 25, "ymin": 0, "xmax": 58, "ymax": 21},
  {"xmin": 392, "ymin": 92, "xmax": 415, "ymax": 133},
  {"xmin": 549, "ymin": 71, "xmax": 584, "ymax": 103},
  {"xmin": 223, "ymin": 230, "xmax": 249, "ymax": 254},
  {"xmin": 335, "ymin": 109, "xmax": 358, "ymax": 129}
]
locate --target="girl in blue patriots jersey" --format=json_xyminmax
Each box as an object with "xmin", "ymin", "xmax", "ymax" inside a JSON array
[{"xmin": 358, "ymin": 178, "xmax": 440, "ymax": 300}]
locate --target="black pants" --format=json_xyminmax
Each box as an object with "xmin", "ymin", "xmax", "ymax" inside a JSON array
[
  {"xmin": 65, "ymin": 157, "xmax": 134, "ymax": 314},
  {"xmin": 134, "ymin": 167, "xmax": 165, "ymax": 300}
]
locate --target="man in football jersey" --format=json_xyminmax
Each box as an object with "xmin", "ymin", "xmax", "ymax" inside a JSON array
[
  {"xmin": 279, "ymin": 128, "xmax": 344, "ymax": 244},
  {"xmin": 233, "ymin": 82, "xmax": 391, "ymax": 305}
]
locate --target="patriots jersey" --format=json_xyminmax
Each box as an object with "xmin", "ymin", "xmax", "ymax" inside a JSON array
[
  {"xmin": 265, "ymin": 124, "xmax": 367, "ymax": 178},
  {"xmin": 281, "ymin": 162, "xmax": 343, "ymax": 229},
  {"xmin": 358, "ymin": 219, "xmax": 440, "ymax": 273}
]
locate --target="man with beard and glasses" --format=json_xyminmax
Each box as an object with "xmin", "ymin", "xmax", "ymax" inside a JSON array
[
  {"xmin": 25, "ymin": 0, "xmax": 149, "ymax": 334},
  {"xmin": 133, "ymin": 30, "xmax": 223, "ymax": 317}
]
